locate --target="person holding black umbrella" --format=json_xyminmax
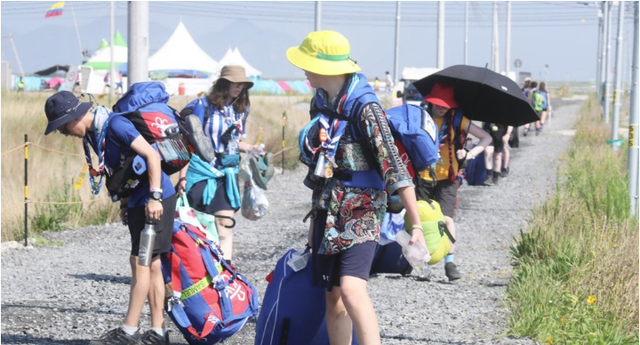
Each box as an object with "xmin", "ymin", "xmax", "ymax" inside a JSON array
[{"xmin": 416, "ymin": 82, "xmax": 492, "ymax": 281}]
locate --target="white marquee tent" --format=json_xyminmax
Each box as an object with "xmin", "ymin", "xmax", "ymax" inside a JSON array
[
  {"xmin": 217, "ymin": 47, "xmax": 261, "ymax": 78},
  {"xmin": 149, "ymin": 21, "xmax": 218, "ymax": 74}
]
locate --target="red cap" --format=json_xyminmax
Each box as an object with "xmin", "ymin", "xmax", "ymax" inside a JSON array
[{"xmin": 423, "ymin": 83, "xmax": 458, "ymax": 109}]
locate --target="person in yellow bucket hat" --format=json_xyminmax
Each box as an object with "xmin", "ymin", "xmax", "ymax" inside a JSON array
[{"xmin": 287, "ymin": 30, "xmax": 427, "ymax": 345}]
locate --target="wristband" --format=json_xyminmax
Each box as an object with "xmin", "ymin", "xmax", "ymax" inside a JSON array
[{"xmin": 411, "ymin": 224, "xmax": 423, "ymax": 231}]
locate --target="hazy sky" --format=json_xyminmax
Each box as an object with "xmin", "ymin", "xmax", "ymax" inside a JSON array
[{"xmin": 1, "ymin": 1, "xmax": 635, "ymax": 82}]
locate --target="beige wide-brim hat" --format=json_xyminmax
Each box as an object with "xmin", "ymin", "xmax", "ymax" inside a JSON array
[
  {"xmin": 218, "ymin": 65, "xmax": 254, "ymax": 89},
  {"xmin": 286, "ymin": 30, "xmax": 361, "ymax": 76}
]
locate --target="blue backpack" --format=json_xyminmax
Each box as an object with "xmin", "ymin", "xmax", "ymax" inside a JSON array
[
  {"xmin": 539, "ymin": 91, "xmax": 548, "ymax": 109},
  {"xmin": 385, "ymin": 104, "xmax": 439, "ymax": 173},
  {"xmin": 111, "ymin": 81, "xmax": 191, "ymax": 175},
  {"xmin": 255, "ymin": 249, "xmax": 358, "ymax": 345}
]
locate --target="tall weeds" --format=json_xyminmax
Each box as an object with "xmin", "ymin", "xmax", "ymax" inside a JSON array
[{"xmin": 507, "ymin": 95, "xmax": 639, "ymax": 344}]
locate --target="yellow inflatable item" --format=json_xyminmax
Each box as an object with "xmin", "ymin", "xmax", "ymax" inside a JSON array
[
  {"xmin": 405, "ymin": 200, "xmax": 451, "ymax": 265},
  {"xmin": 416, "ymin": 198, "xmax": 444, "ymax": 222}
]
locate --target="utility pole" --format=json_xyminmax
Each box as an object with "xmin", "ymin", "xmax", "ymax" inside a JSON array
[
  {"xmin": 628, "ymin": 1, "xmax": 638, "ymax": 216},
  {"xmin": 69, "ymin": 2, "xmax": 85, "ymax": 61},
  {"xmin": 4, "ymin": 34, "xmax": 25, "ymax": 77},
  {"xmin": 464, "ymin": 1, "xmax": 468, "ymax": 65},
  {"xmin": 437, "ymin": 1, "xmax": 444, "ymax": 69},
  {"xmin": 505, "ymin": 1, "xmax": 511, "ymax": 77},
  {"xmin": 109, "ymin": 1, "xmax": 116, "ymax": 103},
  {"xmin": 315, "ymin": 1, "xmax": 321, "ymax": 31},
  {"xmin": 128, "ymin": 1, "xmax": 149, "ymax": 86},
  {"xmin": 611, "ymin": 1, "xmax": 625, "ymax": 150},
  {"xmin": 492, "ymin": 1, "xmax": 499, "ymax": 72},
  {"xmin": 604, "ymin": 1, "xmax": 612, "ymax": 123},
  {"xmin": 596, "ymin": 2, "xmax": 604, "ymax": 100},
  {"xmin": 394, "ymin": 1, "xmax": 400, "ymax": 85}
]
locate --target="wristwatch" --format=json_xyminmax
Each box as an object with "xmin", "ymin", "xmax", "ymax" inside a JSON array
[{"xmin": 149, "ymin": 189, "xmax": 163, "ymax": 202}]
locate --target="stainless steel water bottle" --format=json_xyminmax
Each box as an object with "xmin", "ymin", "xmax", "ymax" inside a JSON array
[{"xmin": 138, "ymin": 220, "xmax": 157, "ymax": 267}]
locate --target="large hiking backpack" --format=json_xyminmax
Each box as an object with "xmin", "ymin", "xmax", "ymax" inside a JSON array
[
  {"xmin": 112, "ymin": 81, "xmax": 191, "ymax": 175},
  {"xmin": 255, "ymin": 248, "xmax": 358, "ymax": 345},
  {"xmin": 531, "ymin": 90, "xmax": 544, "ymax": 112},
  {"xmin": 539, "ymin": 91, "xmax": 548, "ymax": 109},
  {"xmin": 162, "ymin": 221, "xmax": 259, "ymax": 344},
  {"xmin": 385, "ymin": 104, "xmax": 439, "ymax": 173}
]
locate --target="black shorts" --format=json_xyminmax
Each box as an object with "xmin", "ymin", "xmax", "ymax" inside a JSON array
[
  {"xmin": 187, "ymin": 176, "xmax": 239, "ymax": 215},
  {"xmin": 127, "ymin": 194, "xmax": 177, "ymax": 257},
  {"xmin": 489, "ymin": 130, "xmax": 506, "ymax": 153},
  {"xmin": 415, "ymin": 178, "xmax": 459, "ymax": 218},
  {"xmin": 311, "ymin": 211, "xmax": 378, "ymax": 291}
]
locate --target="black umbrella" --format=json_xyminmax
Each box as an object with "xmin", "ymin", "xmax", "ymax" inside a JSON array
[{"xmin": 413, "ymin": 64, "xmax": 539, "ymax": 127}]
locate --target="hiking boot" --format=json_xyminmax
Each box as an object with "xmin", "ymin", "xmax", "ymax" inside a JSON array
[
  {"xmin": 445, "ymin": 262, "xmax": 463, "ymax": 281},
  {"xmin": 483, "ymin": 176, "xmax": 494, "ymax": 186},
  {"xmin": 501, "ymin": 167, "xmax": 509, "ymax": 178},
  {"xmin": 141, "ymin": 330, "xmax": 170, "ymax": 345},
  {"xmin": 184, "ymin": 115, "xmax": 216, "ymax": 162},
  {"xmin": 90, "ymin": 327, "xmax": 141, "ymax": 345},
  {"xmin": 492, "ymin": 175, "xmax": 499, "ymax": 186}
]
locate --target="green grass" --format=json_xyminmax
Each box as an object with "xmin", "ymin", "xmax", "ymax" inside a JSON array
[{"xmin": 507, "ymin": 94, "xmax": 639, "ymax": 344}]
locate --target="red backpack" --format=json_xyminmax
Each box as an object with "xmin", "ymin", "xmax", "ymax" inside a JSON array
[{"xmin": 161, "ymin": 221, "xmax": 259, "ymax": 344}]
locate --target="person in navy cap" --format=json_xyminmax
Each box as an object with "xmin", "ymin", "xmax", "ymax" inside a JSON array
[{"xmin": 44, "ymin": 90, "xmax": 174, "ymax": 345}]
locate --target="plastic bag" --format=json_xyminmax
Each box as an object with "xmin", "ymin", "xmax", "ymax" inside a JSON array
[
  {"xmin": 240, "ymin": 154, "xmax": 269, "ymax": 221},
  {"xmin": 379, "ymin": 209, "xmax": 406, "ymax": 246}
]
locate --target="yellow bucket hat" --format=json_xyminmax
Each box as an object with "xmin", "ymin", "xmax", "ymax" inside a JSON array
[{"xmin": 286, "ymin": 31, "xmax": 361, "ymax": 76}]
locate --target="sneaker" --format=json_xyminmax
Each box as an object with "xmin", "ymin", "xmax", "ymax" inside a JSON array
[
  {"xmin": 184, "ymin": 115, "xmax": 216, "ymax": 162},
  {"xmin": 445, "ymin": 262, "xmax": 463, "ymax": 281},
  {"xmin": 141, "ymin": 330, "xmax": 170, "ymax": 345},
  {"xmin": 90, "ymin": 327, "xmax": 141, "ymax": 345},
  {"xmin": 249, "ymin": 152, "xmax": 275, "ymax": 190},
  {"xmin": 483, "ymin": 176, "xmax": 494, "ymax": 186}
]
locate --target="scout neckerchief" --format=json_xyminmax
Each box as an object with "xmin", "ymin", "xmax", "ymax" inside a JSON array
[{"xmin": 82, "ymin": 106, "xmax": 111, "ymax": 195}]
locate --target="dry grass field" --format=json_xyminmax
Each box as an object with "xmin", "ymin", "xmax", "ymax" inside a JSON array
[{"xmin": 0, "ymin": 91, "xmax": 311, "ymax": 242}]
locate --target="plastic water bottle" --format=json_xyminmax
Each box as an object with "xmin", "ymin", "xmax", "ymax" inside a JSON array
[
  {"xmin": 138, "ymin": 220, "xmax": 157, "ymax": 267},
  {"xmin": 395, "ymin": 231, "xmax": 431, "ymax": 279}
]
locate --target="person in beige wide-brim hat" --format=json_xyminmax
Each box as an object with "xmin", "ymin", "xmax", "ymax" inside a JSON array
[
  {"xmin": 286, "ymin": 30, "xmax": 427, "ymax": 345},
  {"xmin": 176, "ymin": 64, "xmax": 267, "ymax": 266}
]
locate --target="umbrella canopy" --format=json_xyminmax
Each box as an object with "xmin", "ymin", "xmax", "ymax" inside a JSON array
[
  {"xmin": 413, "ymin": 65, "xmax": 539, "ymax": 127},
  {"xmin": 34, "ymin": 65, "xmax": 69, "ymax": 76}
]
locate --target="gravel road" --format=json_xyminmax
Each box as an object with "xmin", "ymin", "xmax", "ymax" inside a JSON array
[{"xmin": 1, "ymin": 97, "xmax": 583, "ymax": 345}]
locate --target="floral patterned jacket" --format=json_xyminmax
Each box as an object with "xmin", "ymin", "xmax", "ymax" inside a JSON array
[{"xmin": 310, "ymin": 102, "xmax": 414, "ymax": 255}]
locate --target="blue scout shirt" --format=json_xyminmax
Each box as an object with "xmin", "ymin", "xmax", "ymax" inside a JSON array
[{"xmin": 105, "ymin": 115, "xmax": 175, "ymax": 207}]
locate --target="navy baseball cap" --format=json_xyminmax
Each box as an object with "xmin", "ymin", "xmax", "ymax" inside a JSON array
[{"xmin": 44, "ymin": 91, "xmax": 92, "ymax": 135}]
